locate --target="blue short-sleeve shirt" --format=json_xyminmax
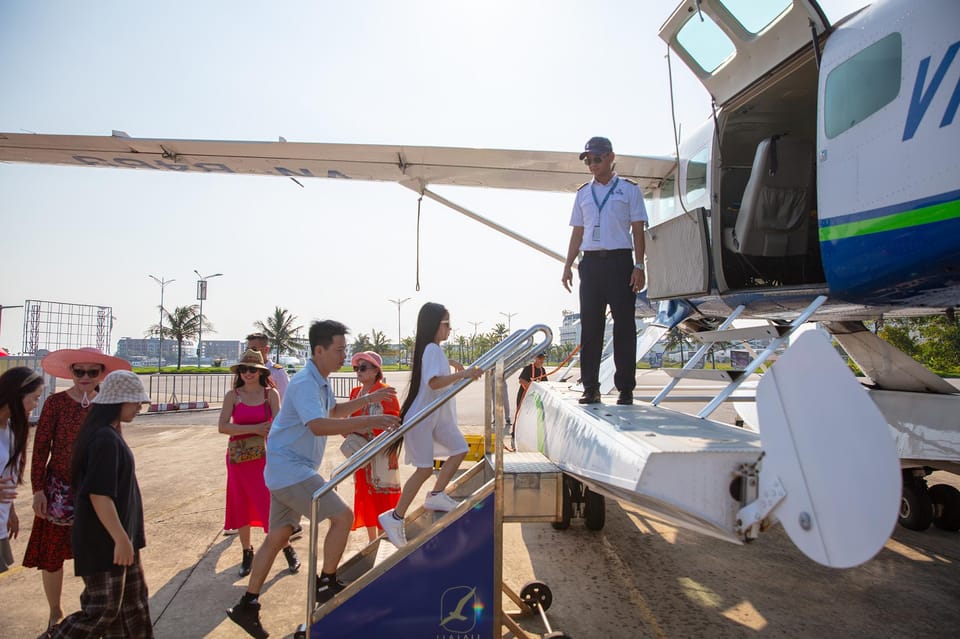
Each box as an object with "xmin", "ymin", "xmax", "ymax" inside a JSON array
[{"xmin": 264, "ymin": 360, "xmax": 334, "ymax": 490}]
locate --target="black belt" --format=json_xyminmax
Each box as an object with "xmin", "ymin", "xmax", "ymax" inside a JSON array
[{"xmin": 582, "ymin": 249, "xmax": 631, "ymax": 258}]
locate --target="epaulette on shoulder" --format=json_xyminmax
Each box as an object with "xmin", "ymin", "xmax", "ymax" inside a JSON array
[
  {"xmin": 576, "ymin": 181, "xmax": 590, "ymax": 191},
  {"xmin": 272, "ymin": 363, "xmax": 283, "ymax": 369},
  {"xmin": 622, "ymin": 177, "xmax": 638, "ymax": 186}
]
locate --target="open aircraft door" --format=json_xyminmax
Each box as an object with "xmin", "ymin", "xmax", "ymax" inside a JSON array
[
  {"xmin": 645, "ymin": 207, "xmax": 711, "ymax": 300},
  {"xmin": 658, "ymin": 0, "xmax": 830, "ymax": 107}
]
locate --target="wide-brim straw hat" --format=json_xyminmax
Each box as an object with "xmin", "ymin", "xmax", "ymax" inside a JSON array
[
  {"xmin": 230, "ymin": 349, "xmax": 270, "ymax": 373},
  {"xmin": 41, "ymin": 347, "xmax": 132, "ymax": 380},
  {"xmin": 93, "ymin": 370, "xmax": 151, "ymax": 404}
]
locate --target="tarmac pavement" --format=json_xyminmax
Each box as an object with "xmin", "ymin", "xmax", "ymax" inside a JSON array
[{"xmin": 1, "ymin": 370, "xmax": 958, "ymax": 638}]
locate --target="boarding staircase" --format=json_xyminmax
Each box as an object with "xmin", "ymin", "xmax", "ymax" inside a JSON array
[
  {"xmin": 650, "ymin": 295, "xmax": 827, "ymax": 418},
  {"xmin": 296, "ymin": 325, "xmax": 568, "ymax": 639}
]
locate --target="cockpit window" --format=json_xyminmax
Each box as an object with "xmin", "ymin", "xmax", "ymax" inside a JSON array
[
  {"xmin": 718, "ymin": 0, "xmax": 792, "ymax": 35},
  {"xmin": 676, "ymin": 11, "xmax": 735, "ymax": 73},
  {"xmin": 824, "ymin": 32, "xmax": 902, "ymax": 139}
]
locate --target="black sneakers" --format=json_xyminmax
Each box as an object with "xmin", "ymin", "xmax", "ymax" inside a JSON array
[
  {"xmin": 226, "ymin": 600, "xmax": 269, "ymax": 639},
  {"xmin": 283, "ymin": 545, "xmax": 301, "ymax": 574},
  {"xmin": 316, "ymin": 575, "xmax": 346, "ymax": 605},
  {"xmin": 239, "ymin": 548, "xmax": 254, "ymax": 577}
]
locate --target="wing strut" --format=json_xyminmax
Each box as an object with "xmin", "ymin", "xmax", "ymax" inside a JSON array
[{"xmin": 401, "ymin": 183, "xmax": 569, "ymax": 266}]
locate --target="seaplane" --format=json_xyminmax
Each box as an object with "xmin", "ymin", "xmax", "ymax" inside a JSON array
[{"xmin": 1, "ymin": 1, "xmax": 958, "ymax": 634}]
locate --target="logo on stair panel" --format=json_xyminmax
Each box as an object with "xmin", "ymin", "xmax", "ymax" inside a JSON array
[{"xmin": 439, "ymin": 585, "xmax": 479, "ymax": 634}]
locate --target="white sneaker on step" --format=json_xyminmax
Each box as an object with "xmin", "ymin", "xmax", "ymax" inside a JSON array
[
  {"xmin": 378, "ymin": 510, "xmax": 407, "ymax": 547},
  {"xmin": 424, "ymin": 491, "xmax": 461, "ymax": 512}
]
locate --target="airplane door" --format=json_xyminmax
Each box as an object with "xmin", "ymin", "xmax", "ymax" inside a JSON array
[
  {"xmin": 645, "ymin": 208, "xmax": 710, "ymax": 300},
  {"xmin": 659, "ymin": 0, "xmax": 829, "ymax": 106}
]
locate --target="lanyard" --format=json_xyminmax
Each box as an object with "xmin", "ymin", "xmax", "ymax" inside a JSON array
[{"xmin": 591, "ymin": 177, "xmax": 619, "ymax": 216}]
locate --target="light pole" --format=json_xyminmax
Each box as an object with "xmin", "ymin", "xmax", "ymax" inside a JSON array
[
  {"xmin": 194, "ymin": 270, "xmax": 223, "ymax": 368},
  {"xmin": 388, "ymin": 297, "xmax": 411, "ymax": 368},
  {"xmin": 148, "ymin": 275, "xmax": 174, "ymax": 372},
  {"xmin": 499, "ymin": 311, "xmax": 518, "ymax": 333},
  {"xmin": 468, "ymin": 320, "xmax": 483, "ymax": 361}
]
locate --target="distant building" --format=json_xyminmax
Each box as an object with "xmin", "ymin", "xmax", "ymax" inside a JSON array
[
  {"xmin": 559, "ymin": 312, "xmax": 580, "ymax": 347},
  {"xmin": 202, "ymin": 339, "xmax": 244, "ymax": 362},
  {"xmin": 116, "ymin": 337, "xmax": 187, "ymax": 362}
]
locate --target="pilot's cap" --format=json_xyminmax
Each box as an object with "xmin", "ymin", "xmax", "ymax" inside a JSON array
[{"xmin": 579, "ymin": 136, "xmax": 613, "ymax": 160}]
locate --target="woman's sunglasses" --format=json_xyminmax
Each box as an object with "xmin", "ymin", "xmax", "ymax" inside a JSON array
[
  {"xmin": 237, "ymin": 365, "xmax": 261, "ymax": 374},
  {"xmin": 353, "ymin": 364, "xmax": 373, "ymax": 372},
  {"xmin": 71, "ymin": 367, "xmax": 103, "ymax": 378}
]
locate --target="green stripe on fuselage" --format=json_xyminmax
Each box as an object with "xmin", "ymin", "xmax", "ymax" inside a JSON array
[{"xmin": 819, "ymin": 197, "xmax": 960, "ymax": 242}]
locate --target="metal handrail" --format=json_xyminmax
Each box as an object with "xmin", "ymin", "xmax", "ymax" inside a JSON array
[{"xmin": 303, "ymin": 324, "xmax": 552, "ymax": 635}]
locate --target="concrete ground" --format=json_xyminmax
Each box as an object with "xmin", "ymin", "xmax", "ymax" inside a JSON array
[{"xmin": 1, "ymin": 370, "xmax": 958, "ymax": 638}]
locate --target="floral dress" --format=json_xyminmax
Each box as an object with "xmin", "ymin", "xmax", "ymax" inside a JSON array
[
  {"xmin": 348, "ymin": 381, "xmax": 401, "ymax": 531},
  {"xmin": 23, "ymin": 391, "xmax": 90, "ymax": 572}
]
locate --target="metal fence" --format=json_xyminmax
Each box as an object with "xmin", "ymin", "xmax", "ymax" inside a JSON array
[
  {"xmin": 0, "ymin": 355, "xmax": 56, "ymax": 422},
  {"xmin": 144, "ymin": 372, "xmax": 357, "ymax": 405}
]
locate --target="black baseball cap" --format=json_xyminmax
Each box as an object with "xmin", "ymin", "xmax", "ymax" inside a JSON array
[{"xmin": 579, "ymin": 136, "xmax": 613, "ymax": 160}]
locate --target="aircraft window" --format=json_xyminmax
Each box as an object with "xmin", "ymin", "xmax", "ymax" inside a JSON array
[
  {"xmin": 649, "ymin": 175, "xmax": 677, "ymax": 227},
  {"xmin": 676, "ymin": 12, "xmax": 735, "ymax": 73},
  {"xmin": 718, "ymin": 0, "xmax": 791, "ymax": 35},
  {"xmin": 825, "ymin": 33, "xmax": 902, "ymax": 139},
  {"xmin": 684, "ymin": 147, "xmax": 708, "ymax": 205}
]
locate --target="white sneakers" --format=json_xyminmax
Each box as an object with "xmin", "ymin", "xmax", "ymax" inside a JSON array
[
  {"xmin": 378, "ymin": 510, "xmax": 407, "ymax": 547},
  {"xmin": 424, "ymin": 491, "xmax": 461, "ymax": 512}
]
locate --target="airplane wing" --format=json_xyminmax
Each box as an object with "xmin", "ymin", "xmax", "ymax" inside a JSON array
[{"xmin": 0, "ymin": 132, "xmax": 675, "ymax": 194}]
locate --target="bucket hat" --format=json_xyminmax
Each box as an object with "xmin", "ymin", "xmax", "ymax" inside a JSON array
[
  {"xmin": 230, "ymin": 349, "xmax": 270, "ymax": 373},
  {"xmin": 92, "ymin": 370, "xmax": 151, "ymax": 404},
  {"xmin": 41, "ymin": 347, "xmax": 132, "ymax": 380}
]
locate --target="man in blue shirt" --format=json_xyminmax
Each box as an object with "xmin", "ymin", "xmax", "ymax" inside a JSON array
[{"xmin": 227, "ymin": 320, "xmax": 399, "ymax": 639}]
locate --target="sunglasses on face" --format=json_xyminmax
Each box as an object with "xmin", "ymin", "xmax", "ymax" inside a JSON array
[
  {"xmin": 237, "ymin": 366, "xmax": 260, "ymax": 374},
  {"xmin": 353, "ymin": 364, "xmax": 373, "ymax": 372},
  {"xmin": 71, "ymin": 367, "xmax": 102, "ymax": 378},
  {"xmin": 583, "ymin": 154, "xmax": 607, "ymax": 165}
]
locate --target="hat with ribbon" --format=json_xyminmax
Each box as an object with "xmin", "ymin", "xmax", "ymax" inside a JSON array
[
  {"xmin": 41, "ymin": 347, "xmax": 132, "ymax": 380},
  {"xmin": 351, "ymin": 351, "xmax": 383, "ymax": 370},
  {"xmin": 92, "ymin": 370, "xmax": 151, "ymax": 404},
  {"xmin": 230, "ymin": 349, "xmax": 270, "ymax": 373}
]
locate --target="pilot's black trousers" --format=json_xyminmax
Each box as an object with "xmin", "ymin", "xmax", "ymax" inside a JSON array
[{"xmin": 578, "ymin": 250, "xmax": 638, "ymax": 394}]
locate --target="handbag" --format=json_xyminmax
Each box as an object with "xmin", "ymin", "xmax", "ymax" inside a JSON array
[
  {"xmin": 44, "ymin": 473, "xmax": 75, "ymax": 526},
  {"xmin": 228, "ymin": 435, "xmax": 266, "ymax": 464},
  {"xmin": 340, "ymin": 432, "xmax": 367, "ymax": 458},
  {"xmin": 368, "ymin": 449, "xmax": 401, "ymax": 492}
]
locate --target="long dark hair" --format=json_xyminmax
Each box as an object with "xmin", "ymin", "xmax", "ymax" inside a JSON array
[
  {"xmin": 70, "ymin": 403, "xmax": 123, "ymax": 490},
  {"xmin": 0, "ymin": 367, "xmax": 44, "ymax": 483},
  {"xmin": 399, "ymin": 302, "xmax": 447, "ymax": 421}
]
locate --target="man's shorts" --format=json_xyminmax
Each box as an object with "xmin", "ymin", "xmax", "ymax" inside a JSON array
[{"xmin": 269, "ymin": 475, "xmax": 349, "ymax": 532}]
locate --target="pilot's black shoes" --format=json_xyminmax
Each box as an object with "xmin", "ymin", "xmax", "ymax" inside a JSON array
[
  {"xmin": 578, "ymin": 390, "xmax": 602, "ymax": 404},
  {"xmin": 227, "ymin": 599, "xmax": 269, "ymax": 639},
  {"xmin": 616, "ymin": 391, "xmax": 634, "ymax": 405}
]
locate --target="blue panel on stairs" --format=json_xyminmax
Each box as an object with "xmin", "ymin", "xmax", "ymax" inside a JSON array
[{"xmin": 310, "ymin": 492, "xmax": 496, "ymax": 638}]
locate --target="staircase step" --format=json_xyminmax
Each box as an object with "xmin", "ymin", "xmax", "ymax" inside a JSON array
[
  {"xmin": 663, "ymin": 368, "xmax": 746, "ymax": 382},
  {"xmin": 693, "ymin": 324, "xmax": 787, "ymax": 343}
]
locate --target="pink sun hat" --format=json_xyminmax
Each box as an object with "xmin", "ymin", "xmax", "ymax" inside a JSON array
[
  {"xmin": 41, "ymin": 347, "xmax": 131, "ymax": 380},
  {"xmin": 350, "ymin": 351, "xmax": 383, "ymax": 370}
]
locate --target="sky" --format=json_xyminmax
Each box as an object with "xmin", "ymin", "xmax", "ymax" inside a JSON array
[{"xmin": 0, "ymin": 0, "xmax": 867, "ymax": 356}]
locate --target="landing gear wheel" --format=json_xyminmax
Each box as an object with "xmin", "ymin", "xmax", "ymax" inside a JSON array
[
  {"xmin": 520, "ymin": 581, "xmax": 553, "ymax": 612},
  {"xmin": 552, "ymin": 476, "xmax": 575, "ymax": 530},
  {"xmin": 584, "ymin": 488, "xmax": 605, "ymax": 531},
  {"xmin": 929, "ymin": 484, "xmax": 960, "ymax": 531},
  {"xmin": 544, "ymin": 632, "xmax": 573, "ymax": 639},
  {"xmin": 899, "ymin": 479, "xmax": 933, "ymax": 531}
]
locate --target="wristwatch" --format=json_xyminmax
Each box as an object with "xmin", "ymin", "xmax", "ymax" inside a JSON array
[{"xmin": 634, "ymin": 263, "xmax": 645, "ymax": 271}]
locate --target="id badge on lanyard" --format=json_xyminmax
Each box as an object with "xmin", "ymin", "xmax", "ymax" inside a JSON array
[{"xmin": 591, "ymin": 177, "xmax": 619, "ymax": 244}]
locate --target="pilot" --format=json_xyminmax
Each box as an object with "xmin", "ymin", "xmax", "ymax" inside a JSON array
[
  {"xmin": 561, "ymin": 136, "xmax": 647, "ymax": 405},
  {"xmin": 246, "ymin": 332, "xmax": 290, "ymax": 399}
]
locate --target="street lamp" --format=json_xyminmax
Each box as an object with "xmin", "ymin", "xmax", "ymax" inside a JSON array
[
  {"xmin": 194, "ymin": 270, "xmax": 223, "ymax": 368},
  {"xmin": 388, "ymin": 297, "xmax": 411, "ymax": 368},
  {"xmin": 148, "ymin": 275, "xmax": 175, "ymax": 372},
  {"xmin": 499, "ymin": 311, "xmax": 518, "ymax": 333}
]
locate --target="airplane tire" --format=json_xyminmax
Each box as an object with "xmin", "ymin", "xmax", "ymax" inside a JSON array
[
  {"xmin": 544, "ymin": 632, "xmax": 573, "ymax": 639},
  {"xmin": 584, "ymin": 488, "xmax": 605, "ymax": 531},
  {"xmin": 552, "ymin": 476, "xmax": 575, "ymax": 530},
  {"xmin": 899, "ymin": 480, "xmax": 933, "ymax": 531},
  {"xmin": 520, "ymin": 581, "xmax": 552, "ymax": 612},
  {"xmin": 929, "ymin": 484, "xmax": 960, "ymax": 531}
]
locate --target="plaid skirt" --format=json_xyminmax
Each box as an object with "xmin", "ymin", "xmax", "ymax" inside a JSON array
[{"xmin": 42, "ymin": 559, "xmax": 153, "ymax": 639}]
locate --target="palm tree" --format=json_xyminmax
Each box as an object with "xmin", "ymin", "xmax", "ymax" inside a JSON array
[
  {"xmin": 146, "ymin": 304, "xmax": 213, "ymax": 369},
  {"xmin": 491, "ymin": 323, "xmax": 509, "ymax": 343},
  {"xmin": 352, "ymin": 333, "xmax": 373, "ymax": 354},
  {"xmin": 370, "ymin": 329, "xmax": 390, "ymax": 355},
  {"xmin": 255, "ymin": 307, "xmax": 306, "ymax": 360}
]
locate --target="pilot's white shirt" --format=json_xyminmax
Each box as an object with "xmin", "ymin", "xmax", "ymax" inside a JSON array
[{"xmin": 569, "ymin": 172, "xmax": 647, "ymax": 251}]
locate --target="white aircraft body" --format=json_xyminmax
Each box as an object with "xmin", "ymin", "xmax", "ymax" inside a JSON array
[{"xmin": 2, "ymin": 0, "xmax": 958, "ymax": 556}]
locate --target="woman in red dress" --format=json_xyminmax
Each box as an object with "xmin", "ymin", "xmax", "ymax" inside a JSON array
[
  {"xmin": 346, "ymin": 351, "xmax": 401, "ymax": 542},
  {"xmin": 22, "ymin": 348, "xmax": 130, "ymax": 629}
]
